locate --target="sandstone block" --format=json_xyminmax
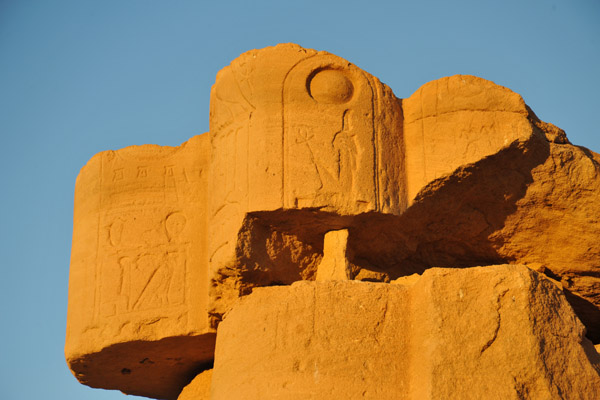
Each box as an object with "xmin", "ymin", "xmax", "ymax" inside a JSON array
[
  {"xmin": 66, "ymin": 43, "xmax": 600, "ymax": 400},
  {"xmin": 178, "ymin": 369, "xmax": 212, "ymax": 400},
  {"xmin": 207, "ymin": 43, "xmax": 405, "ymax": 324},
  {"xmin": 212, "ymin": 265, "xmax": 600, "ymax": 399},
  {"xmin": 346, "ymin": 74, "xmax": 600, "ymax": 340},
  {"xmin": 200, "ymin": 44, "xmax": 600, "ymax": 341},
  {"xmin": 66, "ymin": 134, "xmax": 214, "ymax": 400},
  {"xmin": 370, "ymin": 90, "xmax": 600, "ymax": 339},
  {"xmin": 205, "ymin": 46, "xmax": 595, "ymax": 333},
  {"xmin": 495, "ymin": 142, "xmax": 600, "ymax": 337},
  {"xmin": 402, "ymin": 74, "xmax": 537, "ymax": 203},
  {"xmin": 315, "ymin": 229, "xmax": 351, "ymax": 281}
]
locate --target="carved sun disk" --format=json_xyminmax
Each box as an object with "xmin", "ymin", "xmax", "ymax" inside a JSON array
[{"xmin": 308, "ymin": 68, "xmax": 354, "ymax": 104}]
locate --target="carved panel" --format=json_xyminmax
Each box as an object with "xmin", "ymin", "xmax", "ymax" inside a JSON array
[{"xmin": 283, "ymin": 55, "xmax": 378, "ymax": 213}]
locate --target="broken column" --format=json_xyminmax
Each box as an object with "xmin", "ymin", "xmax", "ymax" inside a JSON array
[{"xmin": 65, "ymin": 135, "xmax": 214, "ymax": 400}]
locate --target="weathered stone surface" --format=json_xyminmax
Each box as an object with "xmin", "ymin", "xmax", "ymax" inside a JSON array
[
  {"xmin": 207, "ymin": 43, "xmax": 405, "ymax": 325},
  {"xmin": 402, "ymin": 74, "xmax": 537, "ymax": 203},
  {"xmin": 178, "ymin": 369, "xmax": 212, "ymax": 400},
  {"xmin": 315, "ymin": 229, "xmax": 351, "ymax": 281},
  {"xmin": 205, "ymin": 46, "xmax": 600, "ymax": 337},
  {"xmin": 407, "ymin": 79, "xmax": 600, "ymax": 339},
  {"xmin": 65, "ymin": 134, "xmax": 214, "ymax": 399},
  {"xmin": 361, "ymin": 82, "xmax": 600, "ymax": 339},
  {"xmin": 66, "ymin": 43, "xmax": 600, "ymax": 399},
  {"xmin": 495, "ymin": 141, "xmax": 600, "ymax": 337},
  {"xmin": 212, "ymin": 265, "xmax": 600, "ymax": 399}
]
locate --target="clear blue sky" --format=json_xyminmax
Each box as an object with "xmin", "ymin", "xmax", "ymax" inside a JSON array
[{"xmin": 0, "ymin": 1, "xmax": 598, "ymax": 399}]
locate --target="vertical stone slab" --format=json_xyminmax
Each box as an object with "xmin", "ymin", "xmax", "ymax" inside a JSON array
[
  {"xmin": 207, "ymin": 44, "xmax": 317, "ymax": 279},
  {"xmin": 315, "ymin": 229, "xmax": 351, "ymax": 281},
  {"xmin": 66, "ymin": 134, "xmax": 214, "ymax": 400}
]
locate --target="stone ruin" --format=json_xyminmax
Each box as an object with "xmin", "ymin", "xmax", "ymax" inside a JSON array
[{"xmin": 65, "ymin": 43, "xmax": 600, "ymax": 399}]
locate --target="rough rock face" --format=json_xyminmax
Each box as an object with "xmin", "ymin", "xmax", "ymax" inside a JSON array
[
  {"xmin": 65, "ymin": 43, "xmax": 600, "ymax": 399},
  {"xmin": 212, "ymin": 265, "xmax": 600, "ymax": 399}
]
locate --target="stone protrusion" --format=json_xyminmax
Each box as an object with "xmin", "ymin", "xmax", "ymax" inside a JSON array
[{"xmin": 315, "ymin": 229, "xmax": 351, "ymax": 281}]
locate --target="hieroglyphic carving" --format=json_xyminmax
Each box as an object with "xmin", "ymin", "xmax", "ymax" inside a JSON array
[
  {"xmin": 208, "ymin": 59, "xmax": 253, "ymax": 269},
  {"xmin": 208, "ymin": 46, "xmax": 318, "ymax": 271},
  {"xmin": 69, "ymin": 136, "xmax": 210, "ymax": 339},
  {"xmin": 283, "ymin": 56, "xmax": 377, "ymax": 213},
  {"xmin": 67, "ymin": 134, "xmax": 213, "ymax": 400},
  {"xmin": 207, "ymin": 46, "xmax": 406, "ymax": 325},
  {"xmin": 94, "ymin": 155, "xmax": 195, "ymax": 323},
  {"xmin": 402, "ymin": 75, "xmax": 533, "ymax": 202},
  {"xmin": 98, "ymin": 210, "xmax": 188, "ymax": 319}
]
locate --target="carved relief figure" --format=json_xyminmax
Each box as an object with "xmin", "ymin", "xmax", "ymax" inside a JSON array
[{"xmin": 283, "ymin": 58, "xmax": 377, "ymax": 212}]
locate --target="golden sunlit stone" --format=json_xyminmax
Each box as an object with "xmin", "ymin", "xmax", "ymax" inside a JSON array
[{"xmin": 66, "ymin": 43, "xmax": 600, "ymax": 399}]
